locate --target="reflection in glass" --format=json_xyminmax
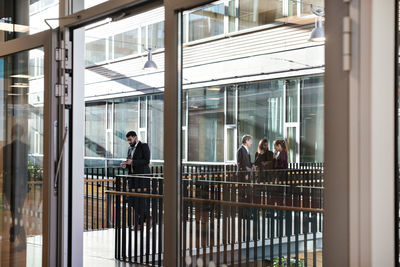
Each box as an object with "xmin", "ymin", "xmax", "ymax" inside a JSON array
[
  {"xmin": 188, "ymin": 3, "xmax": 225, "ymax": 42},
  {"xmin": 113, "ymin": 29, "xmax": 139, "ymax": 59},
  {"xmin": 0, "ymin": 0, "xmax": 59, "ymax": 40},
  {"xmin": 302, "ymin": 0, "xmax": 324, "ymax": 15},
  {"xmin": 147, "ymin": 94, "xmax": 164, "ymax": 160},
  {"xmin": 0, "ymin": 48, "xmax": 44, "ymax": 266},
  {"xmin": 181, "ymin": 1, "xmax": 324, "ymax": 265},
  {"xmin": 140, "ymin": 96, "xmax": 147, "ymax": 128},
  {"xmin": 113, "ymin": 99, "xmax": 139, "ymax": 159},
  {"xmin": 226, "ymin": 86, "xmax": 237, "ymax": 125},
  {"xmin": 226, "ymin": 127, "xmax": 236, "ymax": 161},
  {"xmin": 85, "ymin": 103, "xmax": 107, "ymax": 157},
  {"xmin": 148, "ymin": 21, "xmax": 165, "ymax": 49},
  {"xmin": 286, "ymin": 80, "xmax": 298, "ymax": 123},
  {"xmin": 188, "ymin": 87, "xmax": 224, "ymax": 162},
  {"xmin": 238, "ymin": 81, "xmax": 284, "ymax": 157},
  {"xmin": 85, "ymin": 38, "xmax": 107, "ymax": 66},
  {"xmin": 286, "ymin": 127, "xmax": 297, "ymax": 163},
  {"xmin": 300, "ymin": 76, "xmax": 324, "ymax": 162},
  {"xmin": 238, "ymin": 0, "xmax": 283, "ymax": 30}
]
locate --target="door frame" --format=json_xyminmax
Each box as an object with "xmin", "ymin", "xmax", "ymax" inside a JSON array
[
  {"xmin": 0, "ymin": 30, "xmax": 59, "ymax": 267},
  {"xmin": 58, "ymin": 1, "xmax": 163, "ymax": 266}
]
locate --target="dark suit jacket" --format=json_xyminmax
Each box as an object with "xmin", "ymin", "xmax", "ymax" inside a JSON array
[
  {"xmin": 127, "ymin": 141, "xmax": 151, "ymax": 175},
  {"xmin": 236, "ymin": 145, "xmax": 252, "ymax": 181}
]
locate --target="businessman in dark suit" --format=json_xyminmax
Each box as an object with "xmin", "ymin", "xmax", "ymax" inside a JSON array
[
  {"xmin": 236, "ymin": 135, "xmax": 256, "ymax": 204},
  {"xmin": 121, "ymin": 131, "xmax": 151, "ymax": 230},
  {"xmin": 236, "ymin": 134, "xmax": 255, "ymax": 182}
]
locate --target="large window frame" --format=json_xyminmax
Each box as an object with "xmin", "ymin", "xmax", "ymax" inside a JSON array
[{"xmin": 0, "ymin": 30, "xmax": 58, "ymax": 267}]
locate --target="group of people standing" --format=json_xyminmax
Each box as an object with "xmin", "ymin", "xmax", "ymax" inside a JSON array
[{"xmin": 236, "ymin": 134, "xmax": 288, "ymax": 182}]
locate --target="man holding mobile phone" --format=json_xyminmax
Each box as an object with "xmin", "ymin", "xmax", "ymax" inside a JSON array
[{"xmin": 121, "ymin": 131, "xmax": 151, "ymax": 230}]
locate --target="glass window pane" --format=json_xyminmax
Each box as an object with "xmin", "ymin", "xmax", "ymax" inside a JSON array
[
  {"xmin": 300, "ymin": 76, "xmax": 324, "ymax": 162},
  {"xmin": 228, "ymin": 0, "xmax": 237, "ymax": 32},
  {"xmin": 85, "ymin": 38, "xmax": 107, "ymax": 66},
  {"xmin": 113, "ymin": 29, "xmax": 139, "ymax": 59},
  {"xmin": 226, "ymin": 86, "xmax": 237, "ymax": 124},
  {"xmin": 148, "ymin": 21, "xmax": 164, "ymax": 49},
  {"xmin": 113, "ymin": 98, "xmax": 139, "ymax": 159},
  {"xmin": 85, "ymin": 103, "xmax": 106, "ymax": 157},
  {"xmin": 141, "ymin": 26, "xmax": 147, "ymax": 49},
  {"xmin": 147, "ymin": 94, "xmax": 164, "ymax": 160},
  {"xmin": 182, "ymin": 128, "xmax": 187, "ymax": 161},
  {"xmin": 188, "ymin": 87, "xmax": 224, "ymax": 162},
  {"xmin": 286, "ymin": 80, "xmax": 298, "ymax": 123},
  {"xmin": 0, "ymin": 47, "xmax": 44, "ymax": 265},
  {"xmin": 188, "ymin": 3, "xmax": 225, "ymax": 42},
  {"xmin": 182, "ymin": 90, "xmax": 188, "ymax": 127},
  {"xmin": 140, "ymin": 96, "xmax": 146, "ymax": 128},
  {"xmin": 286, "ymin": 127, "xmax": 297, "ymax": 163},
  {"xmin": 181, "ymin": 1, "xmax": 324, "ymax": 265},
  {"xmin": 0, "ymin": 0, "xmax": 59, "ymax": 41},
  {"xmin": 238, "ymin": 0, "xmax": 283, "ymax": 30},
  {"xmin": 238, "ymin": 80, "xmax": 284, "ymax": 157},
  {"xmin": 227, "ymin": 127, "xmax": 236, "ymax": 161}
]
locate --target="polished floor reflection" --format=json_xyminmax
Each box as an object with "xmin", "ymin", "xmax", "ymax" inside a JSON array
[{"xmin": 84, "ymin": 229, "xmax": 145, "ymax": 267}]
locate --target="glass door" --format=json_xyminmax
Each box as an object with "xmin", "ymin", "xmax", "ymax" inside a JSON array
[{"xmin": 0, "ymin": 30, "xmax": 58, "ymax": 267}]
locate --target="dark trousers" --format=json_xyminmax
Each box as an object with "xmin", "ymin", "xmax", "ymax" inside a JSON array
[{"xmin": 128, "ymin": 176, "xmax": 150, "ymax": 224}]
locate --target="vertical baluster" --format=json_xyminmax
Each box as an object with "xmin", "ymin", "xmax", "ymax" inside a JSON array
[
  {"xmin": 295, "ymin": 210, "xmax": 300, "ymax": 266},
  {"xmin": 189, "ymin": 174, "xmax": 194, "ymax": 267},
  {"xmin": 152, "ymin": 177, "xmax": 157, "ymax": 265},
  {"xmin": 91, "ymin": 168, "xmax": 95, "ymax": 229},
  {"xmin": 115, "ymin": 176, "xmax": 121, "ymax": 259},
  {"xmin": 122, "ymin": 177, "xmax": 127, "ymax": 260},
  {"xmin": 286, "ymin": 209, "xmax": 292, "ymax": 265},
  {"xmin": 96, "ymin": 168, "xmax": 99, "ymax": 229},
  {"xmin": 128, "ymin": 199, "xmax": 132, "ymax": 262},
  {"xmin": 230, "ymin": 182, "xmax": 236, "ymax": 265},
  {"xmin": 278, "ymin": 210, "xmax": 283, "ymax": 266},
  {"xmin": 145, "ymin": 178, "xmax": 151, "ymax": 265},
  {"xmin": 253, "ymin": 206, "xmax": 258, "ymax": 264},
  {"xmin": 222, "ymin": 182, "xmax": 227, "ymax": 265},
  {"xmin": 262, "ymin": 209, "xmax": 266, "ymax": 264},
  {"xmin": 246, "ymin": 206, "xmax": 250, "ymax": 265},
  {"xmin": 86, "ymin": 168, "xmax": 89, "ymax": 230},
  {"xmin": 182, "ymin": 174, "xmax": 188, "ymax": 265},
  {"xmin": 269, "ymin": 210, "xmax": 274, "ymax": 267},
  {"xmin": 210, "ymin": 176, "xmax": 215, "ymax": 264},
  {"xmin": 217, "ymin": 181, "xmax": 222, "ymax": 266},
  {"xmin": 238, "ymin": 194, "xmax": 242, "ymax": 265},
  {"xmin": 158, "ymin": 178, "xmax": 163, "ymax": 266},
  {"xmin": 139, "ymin": 177, "xmax": 144, "ymax": 264},
  {"xmin": 304, "ymin": 212, "xmax": 310, "ymax": 267}
]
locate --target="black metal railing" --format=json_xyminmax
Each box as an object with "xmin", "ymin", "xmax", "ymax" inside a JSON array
[
  {"xmin": 105, "ymin": 165, "xmax": 324, "ymax": 266},
  {"xmin": 110, "ymin": 174, "xmax": 164, "ymax": 265},
  {"xmin": 83, "ymin": 163, "xmax": 323, "ymax": 231}
]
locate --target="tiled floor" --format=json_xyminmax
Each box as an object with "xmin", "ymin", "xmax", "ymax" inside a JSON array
[
  {"xmin": 84, "ymin": 229, "xmax": 145, "ymax": 267},
  {"xmin": 1, "ymin": 230, "xmax": 143, "ymax": 267}
]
